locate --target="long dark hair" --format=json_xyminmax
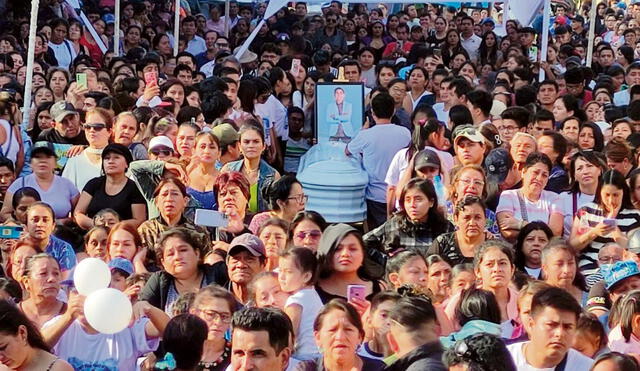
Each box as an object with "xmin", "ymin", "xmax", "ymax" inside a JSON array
[
  {"xmin": 568, "ymin": 150, "xmax": 606, "ymax": 193},
  {"xmin": 579, "ymin": 122, "xmax": 605, "ymax": 152},
  {"xmin": 514, "ymin": 221, "xmax": 552, "ymax": 272},
  {"xmin": 398, "ymin": 178, "xmax": 449, "ymax": 235},
  {"xmin": 455, "ymin": 287, "xmax": 501, "ymax": 326},
  {"xmin": 479, "ymin": 31, "xmax": 499, "ymax": 67},
  {"xmin": 0, "ymin": 299, "xmax": 50, "ymax": 351},
  {"xmin": 595, "ymin": 169, "xmax": 635, "ymax": 212}
]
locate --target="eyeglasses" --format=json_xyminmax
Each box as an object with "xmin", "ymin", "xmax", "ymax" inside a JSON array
[
  {"xmin": 83, "ymin": 123, "xmax": 108, "ymax": 131},
  {"xmin": 295, "ymin": 230, "xmax": 321, "ymax": 240},
  {"xmin": 326, "ymin": 18, "xmax": 337, "ymax": 23},
  {"xmin": 151, "ymin": 149, "xmax": 173, "ymax": 157},
  {"xmin": 598, "ymin": 255, "xmax": 622, "ymax": 264},
  {"xmin": 287, "ymin": 194, "xmax": 308, "ymax": 203},
  {"xmin": 458, "ymin": 178, "xmax": 485, "ymax": 187},
  {"xmin": 215, "ymin": 42, "xmax": 229, "ymax": 48},
  {"xmin": 194, "ymin": 308, "xmax": 232, "ymax": 323}
]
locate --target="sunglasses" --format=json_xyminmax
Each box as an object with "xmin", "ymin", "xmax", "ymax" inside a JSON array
[
  {"xmin": 83, "ymin": 123, "xmax": 108, "ymax": 131},
  {"xmin": 295, "ymin": 230, "xmax": 321, "ymax": 240},
  {"xmin": 151, "ymin": 149, "xmax": 173, "ymax": 157}
]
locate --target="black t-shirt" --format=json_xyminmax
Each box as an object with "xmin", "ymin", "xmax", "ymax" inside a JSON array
[
  {"xmin": 83, "ymin": 176, "xmax": 146, "ymax": 219},
  {"xmin": 37, "ymin": 129, "xmax": 88, "ymax": 145}
]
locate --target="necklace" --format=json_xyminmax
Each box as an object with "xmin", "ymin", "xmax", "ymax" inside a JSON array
[{"xmin": 198, "ymin": 342, "xmax": 231, "ymax": 370}]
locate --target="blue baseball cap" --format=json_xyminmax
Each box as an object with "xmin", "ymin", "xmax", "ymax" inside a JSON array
[
  {"xmin": 480, "ymin": 17, "xmax": 495, "ymax": 26},
  {"xmin": 108, "ymin": 258, "xmax": 134, "ymax": 277},
  {"xmin": 604, "ymin": 260, "xmax": 640, "ymax": 291}
]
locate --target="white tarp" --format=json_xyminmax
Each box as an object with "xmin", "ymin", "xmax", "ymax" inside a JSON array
[{"xmin": 235, "ymin": 0, "xmax": 546, "ymax": 59}]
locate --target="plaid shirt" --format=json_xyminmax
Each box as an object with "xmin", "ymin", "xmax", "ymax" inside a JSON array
[{"xmin": 363, "ymin": 214, "xmax": 454, "ymax": 258}]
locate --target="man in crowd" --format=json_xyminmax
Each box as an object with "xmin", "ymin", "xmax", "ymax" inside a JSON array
[{"xmin": 227, "ymin": 234, "xmax": 266, "ymax": 304}]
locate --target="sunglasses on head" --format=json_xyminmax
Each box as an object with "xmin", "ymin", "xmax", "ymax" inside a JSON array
[
  {"xmin": 83, "ymin": 123, "xmax": 108, "ymax": 131},
  {"xmin": 295, "ymin": 230, "xmax": 321, "ymax": 240}
]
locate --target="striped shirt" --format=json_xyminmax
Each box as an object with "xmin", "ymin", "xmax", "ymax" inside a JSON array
[{"xmin": 574, "ymin": 203, "xmax": 640, "ymax": 278}]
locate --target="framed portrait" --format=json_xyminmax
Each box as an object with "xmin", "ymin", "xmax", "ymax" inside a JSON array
[{"xmin": 315, "ymin": 82, "xmax": 365, "ymax": 144}]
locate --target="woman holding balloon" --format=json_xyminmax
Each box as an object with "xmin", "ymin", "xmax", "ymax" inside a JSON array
[{"xmin": 40, "ymin": 257, "xmax": 169, "ymax": 370}]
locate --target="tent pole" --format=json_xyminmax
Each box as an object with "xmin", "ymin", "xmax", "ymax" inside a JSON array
[
  {"xmin": 586, "ymin": 0, "xmax": 597, "ymax": 66},
  {"xmin": 21, "ymin": 0, "xmax": 40, "ymax": 129},
  {"xmin": 173, "ymin": 0, "xmax": 180, "ymax": 56},
  {"xmin": 224, "ymin": 0, "xmax": 230, "ymax": 37},
  {"xmin": 114, "ymin": 0, "xmax": 121, "ymax": 56},
  {"xmin": 539, "ymin": 0, "xmax": 552, "ymax": 81}
]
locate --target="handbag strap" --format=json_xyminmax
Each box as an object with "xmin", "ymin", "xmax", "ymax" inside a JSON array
[{"xmin": 517, "ymin": 190, "xmax": 529, "ymax": 222}]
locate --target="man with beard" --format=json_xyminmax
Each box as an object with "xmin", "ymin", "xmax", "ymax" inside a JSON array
[{"xmin": 227, "ymin": 234, "xmax": 266, "ymax": 304}]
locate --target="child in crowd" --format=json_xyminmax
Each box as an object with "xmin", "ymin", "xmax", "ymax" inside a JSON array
[
  {"xmin": 108, "ymin": 257, "xmax": 134, "ymax": 292},
  {"xmin": 278, "ymin": 247, "xmax": 323, "ymax": 360},
  {"xmin": 249, "ymin": 271, "xmax": 289, "ymax": 309},
  {"xmin": 450, "ymin": 263, "xmax": 475, "ymax": 296},
  {"xmin": 359, "ymin": 291, "xmax": 401, "ymax": 360},
  {"xmin": 573, "ymin": 312, "xmax": 609, "ymax": 359},
  {"xmin": 385, "ymin": 250, "xmax": 428, "ymax": 291},
  {"xmin": 93, "ymin": 208, "xmax": 121, "ymax": 228},
  {"xmin": 608, "ymin": 290, "xmax": 640, "ymax": 353}
]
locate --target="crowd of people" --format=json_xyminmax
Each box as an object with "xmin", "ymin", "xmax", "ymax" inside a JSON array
[{"xmin": 3, "ymin": 0, "xmax": 640, "ymax": 370}]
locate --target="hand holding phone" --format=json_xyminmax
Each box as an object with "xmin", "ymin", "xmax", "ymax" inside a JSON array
[
  {"xmin": 0, "ymin": 226, "xmax": 23, "ymax": 239},
  {"xmin": 347, "ymin": 284, "xmax": 366, "ymax": 302},
  {"xmin": 291, "ymin": 58, "xmax": 301, "ymax": 78},
  {"xmin": 76, "ymin": 73, "xmax": 87, "ymax": 90},
  {"xmin": 144, "ymin": 71, "xmax": 158, "ymax": 87}
]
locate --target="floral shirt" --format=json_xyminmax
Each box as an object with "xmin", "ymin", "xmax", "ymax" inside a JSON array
[{"xmin": 46, "ymin": 236, "xmax": 77, "ymax": 271}]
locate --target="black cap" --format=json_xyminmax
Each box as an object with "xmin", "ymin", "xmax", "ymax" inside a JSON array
[
  {"xmin": 484, "ymin": 148, "xmax": 513, "ymax": 183},
  {"xmin": 102, "ymin": 143, "xmax": 134, "ymax": 164},
  {"xmin": 31, "ymin": 141, "xmax": 57, "ymax": 158},
  {"xmin": 518, "ymin": 26, "xmax": 537, "ymax": 35},
  {"xmin": 572, "ymin": 15, "xmax": 585, "ymax": 24},
  {"xmin": 554, "ymin": 25, "xmax": 570, "ymax": 35},
  {"xmin": 414, "ymin": 149, "xmax": 441, "ymax": 171}
]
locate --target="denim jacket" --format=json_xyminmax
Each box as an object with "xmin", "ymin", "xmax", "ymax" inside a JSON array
[{"xmin": 225, "ymin": 159, "xmax": 277, "ymax": 212}]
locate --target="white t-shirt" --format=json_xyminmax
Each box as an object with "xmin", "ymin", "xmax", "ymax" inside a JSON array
[
  {"xmin": 347, "ymin": 123, "xmax": 411, "ymax": 203},
  {"xmin": 507, "ymin": 342, "xmax": 594, "ymax": 371},
  {"xmin": 255, "ymin": 95, "xmax": 289, "ymax": 143},
  {"xmin": 432, "ymin": 102, "xmax": 449, "ymax": 123},
  {"xmin": 558, "ymin": 191, "xmax": 595, "ymax": 238},
  {"xmin": 285, "ymin": 288, "xmax": 324, "ymax": 360},
  {"xmin": 62, "ymin": 150, "xmax": 102, "ymax": 192},
  {"xmin": 44, "ymin": 317, "xmax": 159, "ymax": 371},
  {"xmin": 496, "ymin": 189, "xmax": 561, "ymax": 224},
  {"xmin": 48, "ymin": 40, "xmax": 77, "ymax": 70}
]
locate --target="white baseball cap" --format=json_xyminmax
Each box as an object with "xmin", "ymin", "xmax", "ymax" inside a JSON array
[{"xmin": 148, "ymin": 136, "xmax": 175, "ymax": 152}]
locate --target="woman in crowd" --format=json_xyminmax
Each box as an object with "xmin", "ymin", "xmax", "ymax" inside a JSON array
[
  {"xmin": 443, "ymin": 333, "xmax": 516, "ymax": 371},
  {"xmin": 62, "ymin": 107, "xmax": 113, "ymax": 192},
  {"xmin": 138, "ymin": 178, "xmax": 210, "ymax": 253},
  {"xmin": 300, "ymin": 299, "xmax": 385, "ymax": 370},
  {"xmin": 541, "ymin": 240, "xmax": 588, "ymax": 305},
  {"xmin": 403, "ymin": 66, "xmax": 431, "ymax": 112},
  {"xmin": 258, "ymin": 218, "xmax": 288, "ymax": 272},
  {"xmin": 578, "ymin": 122, "xmax": 605, "ymax": 152},
  {"xmin": 108, "ymin": 222, "xmax": 148, "ymax": 273},
  {"xmin": 139, "ymin": 227, "xmax": 228, "ymax": 314},
  {"xmin": 189, "ymin": 285, "xmax": 236, "ymax": 370},
  {"xmin": 6, "ymin": 241, "xmax": 38, "ymax": 286},
  {"xmin": 497, "ymin": 153, "xmax": 563, "ymax": 240},
  {"xmin": 289, "ymin": 211, "xmax": 328, "ymax": 252},
  {"xmin": 446, "ymin": 164, "xmax": 499, "ymax": 234},
  {"xmin": 446, "ymin": 240, "xmax": 518, "ymax": 338},
  {"xmin": 186, "ymin": 132, "xmax": 221, "ymax": 210},
  {"xmin": 112, "ymin": 111, "xmax": 148, "ymax": 161},
  {"xmin": 426, "ymin": 254, "xmax": 452, "ymax": 305},
  {"xmin": 47, "ymin": 68, "xmax": 69, "ymax": 102},
  {"xmin": 0, "ymin": 300, "xmax": 73, "ymax": 370},
  {"xmin": 440, "ymin": 288, "xmax": 502, "ymax": 347},
  {"xmin": 2, "ymin": 143, "xmax": 79, "ymax": 222},
  {"xmin": 429, "ymin": 195, "xmax": 494, "ymax": 267},
  {"xmin": 553, "ymin": 95, "xmax": 582, "ymax": 124},
  {"xmin": 79, "ymin": 225, "xmax": 109, "ymax": 262},
  {"xmin": 316, "ymin": 224, "xmax": 382, "ymax": 310},
  {"xmin": 157, "ymin": 314, "xmax": 208, "ymax": 371},
  {"xmin": 5, "ymin": 187, "xmax": 41, "ymax": 225},
  {"xmin": 249, "ymin": 174, "xmax": 306, "ymax": 234},
  {"xmin": 570, "ymin": 170, "xmax": 640, "ymax": 279},
  {"xmin": 385, "ymin": 250, "xmax": 428, "ymax": 291},
  {"xmin": 364, "ymin": 179, "xmax": 453, "ymax": 259},
  {"xmin": 211, "ymin": 172, "xmax": 253, "ymax": 247},
  {"xmin": 558, "ymin": 151, "xmax": 606, "ymax": 238},
  {"xmin": 18, "ymin": 254, "xmax": 66, "ymax": 328},
  {"xmin": 514, "ymin": 221, "xmax": 553, "ymax": 280},
  {"xmin": 74, "ymin": 143, "xmax": 147, "ymax": 229},
  {"xmin": 222, "ymin": 124, "xmax": 280, "ymax": 213}
]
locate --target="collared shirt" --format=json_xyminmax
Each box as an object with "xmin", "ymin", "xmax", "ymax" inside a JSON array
[{"xmin": 185, "ymin": 35, "xmax": 206, "ymax": 56}]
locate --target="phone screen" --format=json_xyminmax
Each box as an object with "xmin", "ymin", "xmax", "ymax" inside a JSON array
[{"xmin": 76, "ymin": 73, "xmax": 87, "ymax": 89}]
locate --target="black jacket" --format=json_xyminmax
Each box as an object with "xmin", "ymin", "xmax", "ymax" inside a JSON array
[
  {"xmin": 139, "ymin": 262, "xmax": 229, "ymax": 310},
  {"xmin": 384, "ymin": 341, "xmax": 446, "ymax": 371}
]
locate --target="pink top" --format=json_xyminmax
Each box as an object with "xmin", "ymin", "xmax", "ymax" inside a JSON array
[
  {"xmin": 609, "ymin": 325, "xmax": 640, "ymax": 354},
  {"xmin": 444, "ymin": 286, "xmax": 520, "ymax": 334}
]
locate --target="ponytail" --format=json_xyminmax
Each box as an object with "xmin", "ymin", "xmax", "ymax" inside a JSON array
[{"xmin": 619, "ymin": 290, "xmax": 640, "ymax": 342}]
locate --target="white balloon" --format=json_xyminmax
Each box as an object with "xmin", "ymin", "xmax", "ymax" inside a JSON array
[
  {"xmin": 84, "ymin": 288, "xmax": 133, "ymax": 334},
  {"xmin": 73, "ymin": 258, "xmax": 111, "ymax": 296}
]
